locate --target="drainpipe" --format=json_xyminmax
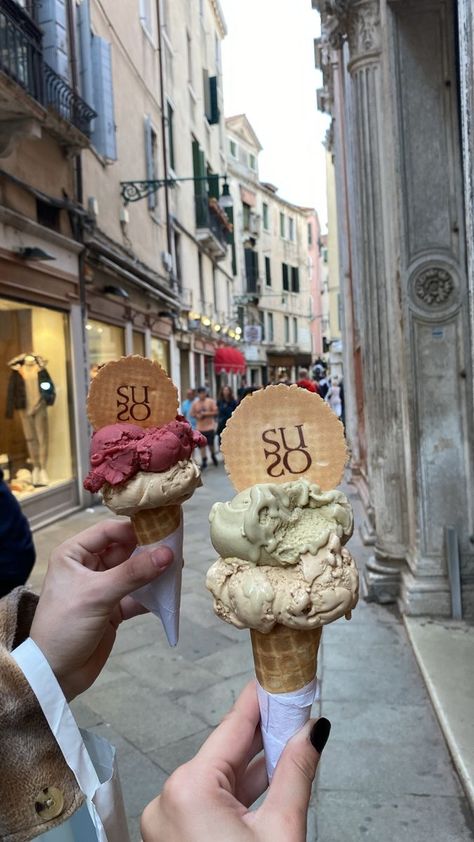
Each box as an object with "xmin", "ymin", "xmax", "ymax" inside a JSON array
[{"xmin": 155, "ymin": 0, "xmax": 173, "ymax": 269}]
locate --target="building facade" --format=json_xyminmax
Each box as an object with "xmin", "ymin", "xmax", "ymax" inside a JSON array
[
  {"xmin": 226, "ymin": 114, "xmax": 319, "ymax": 385},
  {"xmin": 315, "ymin": 0, "xmax": 474, "ymax": 618},
  {"xmin": 0, "ymin": 0, "xmax": 237, "ymax": 527}
]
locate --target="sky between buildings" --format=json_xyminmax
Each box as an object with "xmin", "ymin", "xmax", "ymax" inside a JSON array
[{"xmin": 220, "ymin": 0, "xmax": 329, "ymax": 227}]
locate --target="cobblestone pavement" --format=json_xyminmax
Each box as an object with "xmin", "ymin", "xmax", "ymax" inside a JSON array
[{"xmin": 31, "ymin": 465, "xmax": 474, "ymax": 841}]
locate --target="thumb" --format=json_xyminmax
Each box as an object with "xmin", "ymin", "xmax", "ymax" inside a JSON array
[
  {"xmin": 103, "ymin": 545, "xmax": 174, "ymax": 605},
  {"xmin": 259, "ymin": 717, "xmax": 331, "ymax": 832}
]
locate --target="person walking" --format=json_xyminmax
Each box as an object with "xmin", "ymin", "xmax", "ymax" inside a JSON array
[
  {"xmin": 181, "ymin": 388, "xmax": 196, "ymax": 429},
  {"xmin": 217, "ymin": 385, "xmax": 237, "ymax": 444},
  {"xmin": 296, "ymin": 368, "xmax": 318, "ymax": 394},
  {"xmin": 191, "ymin": 387, "xmax": 218, "ymax": 468},
  {"xmin": 326, "ymin": 375, "xmax": 343, "ymax": 418}
]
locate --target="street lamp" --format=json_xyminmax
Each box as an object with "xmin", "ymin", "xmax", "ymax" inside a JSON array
[{"xmin": 120, "ymin": 174, "xmax": 233, "ymax": 206}]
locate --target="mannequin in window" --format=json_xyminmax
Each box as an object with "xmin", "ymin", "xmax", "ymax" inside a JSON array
[{"xmin": 6, "ymin": 354, "xmax": 56, "ymax": 487}]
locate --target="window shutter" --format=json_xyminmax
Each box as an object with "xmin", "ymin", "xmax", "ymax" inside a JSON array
[
  {"xmin": 144, "ymin": 115, "xmax": 156, "ymax": 210},
  {"xmin": 203, "ymin": 68, "xmax": 211, "ymax": 120},
  {"xmin": 291, "ymin": 266, "xmax": 300, "ymax": 293},
  {"xmin": 76, "ymin": 0, "xmax": 94, "ymax": 109},
  {"xmin": 282, "ymin": 263, "xmax": 289, "ymax": 291},
  {"xmin": 208, "ymin": 173, "xmax": 220, "ymax": 199},
  {"xmin": 208, "ymin": 76, "xmax": 219, "ymax": 124},
  {"xmin": 91, "ymin": 36, "xmax": 117, "ymax": 160},
  {"xmin": 36, "ymin": 0, "xmax": 69, "ymax": 79},
  {"xmin": 245, "ymin": 248, "xmax": 257, "ymax": 292}
]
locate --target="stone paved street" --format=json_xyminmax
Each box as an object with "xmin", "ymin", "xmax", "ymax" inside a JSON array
[{"xmin": 30, "ymin": 466, "xmax": 474, "ymax": 841}]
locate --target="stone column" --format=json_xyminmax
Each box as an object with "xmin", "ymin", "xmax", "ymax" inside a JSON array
[{"xmin": 325, "ymin": 0, "xmax": 409, "ymax": 600}]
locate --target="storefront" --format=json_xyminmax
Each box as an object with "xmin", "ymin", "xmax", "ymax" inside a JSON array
[{"xmin": 0, "ymin": 239, "xmax": 83, "ymax": 528}]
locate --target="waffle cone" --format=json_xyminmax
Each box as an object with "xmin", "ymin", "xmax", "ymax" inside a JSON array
[
  {"xmin": 221, "ymin": 384, "xmax": 347, "ymax": 492},
  {"xmin": 132, "ymin": 505, "xmax": 181, "ymax": 545},
  {"xmin": 87, "ymin": 355, "xmax": 178, "ymax": 430},
  {"xmin": 250, "ymin": 624, "xmax": 322, "ymax": 694}
]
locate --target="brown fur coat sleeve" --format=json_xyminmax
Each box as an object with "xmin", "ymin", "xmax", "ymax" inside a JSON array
[{"xmin": 0, "ymin": 587, "xmax": 83, "ymax": 841}]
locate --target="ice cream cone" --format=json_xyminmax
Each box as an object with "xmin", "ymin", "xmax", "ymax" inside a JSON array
[
  {"xmin": 132, "ymin": 504, "xmax": 181, "ymax": 545},
  {"xmin": 131, "ymin": 504, "xmax": 183, "ymax": 648},
  {"xmin": 250, "ymin": 625, "xmax": 322, "ymax": 694}
]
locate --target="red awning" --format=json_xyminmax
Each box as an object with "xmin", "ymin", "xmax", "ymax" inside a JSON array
[{"xmin": 214, "ymin": 347, "xmax": 246, "ymax": 374}]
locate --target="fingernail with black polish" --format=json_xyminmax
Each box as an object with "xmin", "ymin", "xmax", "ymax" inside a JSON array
[{"xmin": 310, "ymin": 718, "xmax": 331, "ymax": 754}]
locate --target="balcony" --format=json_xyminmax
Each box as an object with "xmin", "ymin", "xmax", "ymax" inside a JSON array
[
  {"xmin": 195, "ymin": 195, "xmax": 229, "ymax": 261},
  {"xmin": 0, "ymin": 0, "xmax": 95, "ymax": 152}
]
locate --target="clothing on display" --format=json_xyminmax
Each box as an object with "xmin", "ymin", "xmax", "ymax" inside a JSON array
[{"xmin": 5, "ymin": 354, "xmax": 56, "ymax": 487}]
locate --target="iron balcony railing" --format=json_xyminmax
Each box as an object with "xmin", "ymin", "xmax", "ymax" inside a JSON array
[
  {"xmin": 195, "ymin": 195, "xmax": 228, "ymax": 249},
  {"xmin": 0, "ymin": 0, "xmax": 96, "ymax": 137},
  {"xmin": 0, "ymin": 0, "xmax": 43, "ymax": 101},
  {"xmin": 43, "ymin": 62, "xmax": 96, "ymax": 136}
]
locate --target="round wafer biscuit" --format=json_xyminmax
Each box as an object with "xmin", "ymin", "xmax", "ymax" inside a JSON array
[
  {"xmin": 87, "ymin": 355, "xmax": 178, "ymax": 430},
  {"xmin": 220, "ymin": 384, "xmax": 347, "ymax": 491}
]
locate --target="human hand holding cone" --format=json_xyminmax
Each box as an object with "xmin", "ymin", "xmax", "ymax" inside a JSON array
[
  {"xmin": 206, "ymin": 384, "xmax": 359, "ymax": 777},
  {"xmin": 84, "ymin": 356, "xmax": 205, "ymax": 645}
]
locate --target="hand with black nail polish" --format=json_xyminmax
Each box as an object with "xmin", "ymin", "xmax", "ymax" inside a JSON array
[{"xmin": 141, "ymin": 681, "xmax": 331, "ymax": 842}]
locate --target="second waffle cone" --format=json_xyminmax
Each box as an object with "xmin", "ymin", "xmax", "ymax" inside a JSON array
[
  {"xmin": 132, "ymin": 504, "xmax": 181, "ymax": 544},
  {"xmin": 250, "ymin": 625, "xmax": 322, "ymax": 693}
]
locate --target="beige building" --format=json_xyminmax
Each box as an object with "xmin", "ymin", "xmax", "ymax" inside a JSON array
[
  {"xmin": 81, "ymin": 0, "xmax": 235, "ymax": 398},
  {"xmin": 0, "ymin": 0, "xmax": 235, "ymax": 528},
  {"xmin": 226, "ymin": 115, "xmax": 315, "ymax": 385}
]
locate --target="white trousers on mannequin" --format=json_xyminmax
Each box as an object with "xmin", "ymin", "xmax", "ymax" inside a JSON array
[{"xmin": 19, "ymin": 404, "xmax": 48, "ymax": 468}]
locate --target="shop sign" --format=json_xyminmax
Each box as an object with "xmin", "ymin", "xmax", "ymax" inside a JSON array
[{"xmin": 244, "ymin": 324, "xmax": 262, "ymax": 344}]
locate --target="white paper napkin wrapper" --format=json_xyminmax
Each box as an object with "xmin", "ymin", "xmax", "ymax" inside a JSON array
[
  {"xmin": 257, "ymin": 677, "xmax": 320, "ymax": 780},
  {"xmin": 131, "ymin": 515, "xmax": 183, "ymax": 647}
]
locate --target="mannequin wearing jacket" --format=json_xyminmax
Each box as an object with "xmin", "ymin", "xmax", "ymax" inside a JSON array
[{"xmin": 6, "ymin": 354, "xmax": 56, "ymax": 487}]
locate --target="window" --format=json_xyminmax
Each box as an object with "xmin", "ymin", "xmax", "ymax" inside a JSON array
[
  {"xmin": 284, "ymin": 315, "xmax": 290, "ymax": 344},
  {"xmin": 291, "ymin": 266, "xmax": 300, "ymax": 293},
  {"xmin": 267, "ymin": 312, "xmax": 274, "ymax": 342},
  {"xmin": 144, "ymin": 116, "xmax": 158, "ymax": 210},
  {"xmin": 265, "ymin": 256, "xmax": 272, "ymax": 286},
  {"xmin": 133, "ymin": 331, "xmax": 146, "ymax": 356},
  {"xmin": 203, "ymin": 69, "xmax": 219, "ymax": 124},
  {"xmin": 167, "ymin": 101, "xmax": 175, "ymax": 171},
  {"xmin": 1, "ymin": 299, "xmax": 74, "ymax": 498},
  {"xmin": 280, "ymin": 212, "xmax": 285, "ymax": 238},
  {"xmin": 293, "ymin": 317, "xmax": 298, "ymax": 344},
  {"xmin": 230, "ymin": 139, "xmax": 238, "ymax": 158},
  {"xmin": 151, "ymin": 337, "xmax": 170, "ymax": 373},
  {"xmin": 243, "ymin": 202, "xmax": 251, "ymax": 230},
  {"xmin": 282, "ymin": 262, "xmax": 289, "ymax": 292},
  {"xmin": 307, "ymin": 222, "xmax": 313, "ymax": 246},
  {"xmin": 259, "ymin": 311, "xmax": 265, "ymax": 341},
  {"xmin": 249, "ymin": 153, "xmax": 256, "ymax": 171},
  {"xmin": 288, "ymin": 217, "xmax": 295, "ymax": 241},
  {"xmin": 139, "ymin": 0, "xmax": 153, "ymax": 35},
  {"xmin": 245, "ymin": 248, "xmax": 259, "ymax": 293},
  {"xmin": 186, "ymin": 31, "xmax": 193, "ymax": 85},
  {"xmin": 263, "ymin": 202, "xmax": 269, "ymax": 230},
  {"xmin": 36, "ymin": 199, "xmax": 60, "ymax": 231}
]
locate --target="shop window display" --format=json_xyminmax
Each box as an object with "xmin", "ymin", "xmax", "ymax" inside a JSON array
[
  {"xmin": 0, "ymin": 299, "xmax": 74, "ymax": 500},
  {"xmin": 86, "ymin": 319, "xmax": 125, "ymax": 379},
  {"xmin": 133, "ymin": 331, "xmax": 146, "ymax": 356},
  {"xmin": 150, "ymin": 337, "xmax": 170, "ymax": 373}
]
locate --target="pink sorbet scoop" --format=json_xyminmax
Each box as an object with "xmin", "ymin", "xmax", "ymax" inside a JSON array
[{"xmin": 84, "ymin": 417, "xmax": 205, "ymax": 493}]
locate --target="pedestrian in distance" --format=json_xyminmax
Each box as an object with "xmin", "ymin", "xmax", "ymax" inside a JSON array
[
  {"xmin": 326, "ymin": 375, "xmax": 343, "ymax": 418},
  {"xmin": 296, "ymin": 367, "xmax": 319, "ymax": 394},
  {"xmin": 216, "ymin": 385, "xmax": 237, "ymax": 443},
  {"xmin": 180, "ymin": 387, "xmax": 197, "ymax": 429},
  {"xmin": 0, "ymin": 468, "xmax": 36, "ymax": 598},
  {"xmin": 190, "ymin": 386, "xmax": 218, "ymax": 467},
  {"xmin": 315, "ymin": 368, "xmax": 330, "ymax": 400}
]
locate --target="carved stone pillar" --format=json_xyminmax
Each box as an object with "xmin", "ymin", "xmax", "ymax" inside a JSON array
[{"xmin": 327, "ymin": 0, "xmax": 408, "ymax": 600}]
